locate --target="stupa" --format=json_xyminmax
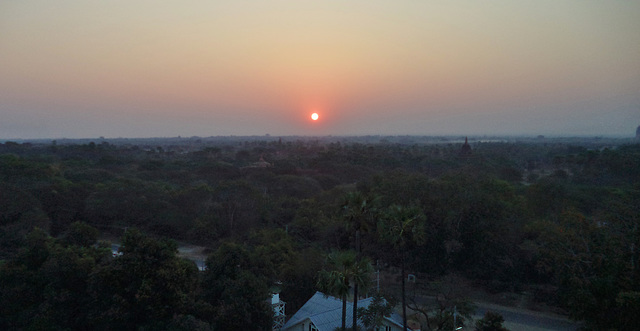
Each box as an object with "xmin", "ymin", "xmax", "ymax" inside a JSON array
[{"xmin": 459, "ymin": 137, "xmax": 472, "ymax": 157}]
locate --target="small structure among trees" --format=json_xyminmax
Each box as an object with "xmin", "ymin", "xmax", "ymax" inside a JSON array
[
  {"xmin": 271, "ymin": 290, "xmax": 286, "ymax": 330},
  {"xmin": 459, "ymin": 137, "xmax": 473, "ymax": 157}
]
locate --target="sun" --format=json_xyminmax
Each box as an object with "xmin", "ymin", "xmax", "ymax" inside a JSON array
[{"xmin": 311, "ymin": 113, "xmax": 319, "ymax": 121}]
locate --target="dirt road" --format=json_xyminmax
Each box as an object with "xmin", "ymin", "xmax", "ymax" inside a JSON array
[{"xmin": 472, "ymin": 302, "xmax": 580, "ymax": 331}]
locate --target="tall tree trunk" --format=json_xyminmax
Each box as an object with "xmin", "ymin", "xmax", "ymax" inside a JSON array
[
  {"xmin": 401, "ymin": 250, "xmax": 407, "ymax": 331},
  {"xmin": 342, "ymin": 294, "xmax": 347, "ymax": 331},
  {"xmin": 353, "ymin": 283, "xmax": 359, "ymax": 330}
]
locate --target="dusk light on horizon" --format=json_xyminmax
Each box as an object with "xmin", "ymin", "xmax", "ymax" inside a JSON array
[{"xmin": 1, "ymin": 1, "xmax": 639, "ymax": 139}]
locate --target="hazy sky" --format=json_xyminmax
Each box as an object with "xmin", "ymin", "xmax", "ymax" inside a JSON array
[{"xmin": 1, "ymin": 1, "xmax": 639, "ymax": 139}]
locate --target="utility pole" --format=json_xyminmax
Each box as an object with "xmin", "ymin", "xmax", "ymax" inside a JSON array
[
  {"xmin": 453, "ymin": 305, "xmax": 462, "ymax": 330},
  {"xmin": 453, "ymin": 305, "xmax": 456, "ymax": 330},
  {"xmin": 376, "ymin": 260, "xmax": 380, "ymax": 293}
]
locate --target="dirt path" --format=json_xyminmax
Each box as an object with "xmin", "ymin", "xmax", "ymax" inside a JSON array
[
  {"xmin": 108, "ymin": 240, "xmax": 208, "ymax": 270},
  {"xmin": 379, "ymin": 271, "xmax": 580, "ymax": 330}
]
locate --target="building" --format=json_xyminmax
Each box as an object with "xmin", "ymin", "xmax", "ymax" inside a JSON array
[
  {"xmin": 459, "ymin": 137, "xmax": 472, "ymax": 157},
  {"xmin": 253, "ymin": 156, "xmax": 272, "ymax": 168},
  {"xmin": 272, "ymin": 291, "xmax": 286, "ymax": 330},
  {"xmin": 282, "ymin": 292, "xmax": 406, "ymax": 331}
]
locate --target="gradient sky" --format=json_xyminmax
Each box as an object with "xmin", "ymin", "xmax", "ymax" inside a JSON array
[{"xmin": 1, "ymin": 1, "xmax": 639, "ymax": 139}]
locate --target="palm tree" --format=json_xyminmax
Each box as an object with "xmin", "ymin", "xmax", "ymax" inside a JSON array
[
  {"xmin": 317, "ymin": 250, "xmax": 374, "ymax": 331},
  {"xmin": 349, "ymin": 255, "xmax": 374, "ymax": 330},
  {"xmin": 379, "ymin": 205, "xmax": 425, "ymax": 331},
  {"xmin": 342, "ymin": 191, "xmax": 377, "ymax": 329},
  {"xmin": 318, "ymin": 251, "xmax": 355, "ymax": 331},
  {"xmin": 342, "ymin": 192, "xmax": 375, "ymax": 254}
]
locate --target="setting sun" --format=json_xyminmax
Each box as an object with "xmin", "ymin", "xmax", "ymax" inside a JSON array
[{"xmin": 311, "ymin": 113, "xmax": 319, "ymax": 121}]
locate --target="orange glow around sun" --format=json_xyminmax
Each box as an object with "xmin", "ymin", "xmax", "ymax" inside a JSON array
[{"xmin": 311, "ymin": 112, "xmax": 319, "ymax": 121}]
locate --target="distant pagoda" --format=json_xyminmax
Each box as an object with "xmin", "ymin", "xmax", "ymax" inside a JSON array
[
  {"xmin": 459, "ymin": 137, "xmax": 473, "ymax": 157},
  {"xmin": 636, "ymin": 125, "xmax": 640, "ymax": 139}
]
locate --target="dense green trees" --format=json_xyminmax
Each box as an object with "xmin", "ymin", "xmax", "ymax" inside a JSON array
[
  {"xmin": 90, "ymin": 229, "xmax": 200, "ymax": 329},
  {"xmin": 0, "ymin": 227, "xmax": 110, "ymax": 330},
  {"xmin": 0, "ymin": 226, "xmax": 287, "ymax": 330},
  {"xmin": 201, "ymin": 242, "xmax": 273, "ymax": 330},
  {"xmin": 525, "ymin": 210, "xmax": 639, "ymax": 330},
  {"xmin": 0, "ymin": 225, "xmax": 208, "ymax": 330},
  {"xmin": 1, "ymin": 137, "xmax": 639, "ymax": 329}
]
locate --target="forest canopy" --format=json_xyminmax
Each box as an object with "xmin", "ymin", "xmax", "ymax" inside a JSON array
[{"xmin": 1, "ymin": 136, "xmax": 639, "ymax": 330}]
